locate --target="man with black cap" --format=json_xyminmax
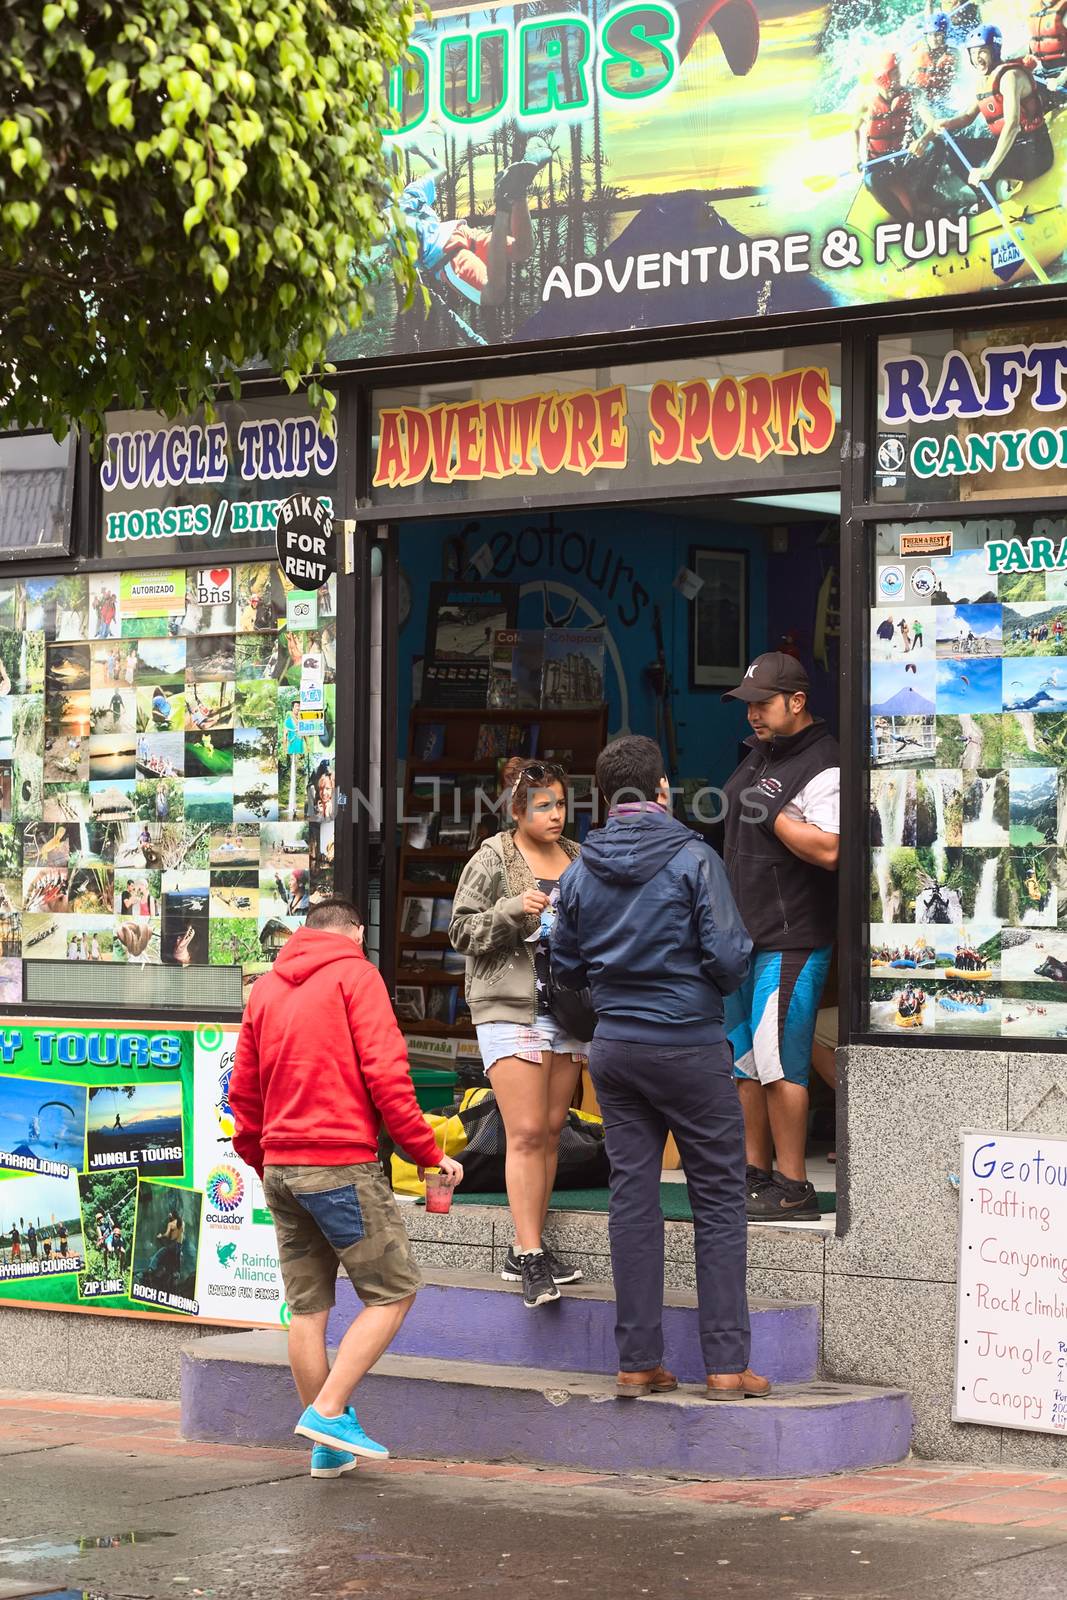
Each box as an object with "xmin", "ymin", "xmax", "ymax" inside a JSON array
[{"xmin": 720, "ymin": 652, "xmax": 839, "ymax": 1222}]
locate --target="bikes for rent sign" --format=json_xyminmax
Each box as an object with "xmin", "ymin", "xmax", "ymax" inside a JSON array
[{"xmin": 0, "ymin": 1019, "xmax": 285, "ymax": 1327}]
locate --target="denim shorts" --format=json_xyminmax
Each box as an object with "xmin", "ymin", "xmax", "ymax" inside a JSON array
[{"xmin": 476, "ymin": 1015, "xmax": 589, "ymax": 1073}]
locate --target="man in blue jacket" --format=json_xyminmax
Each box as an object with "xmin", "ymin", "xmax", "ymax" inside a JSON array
[{"xmin": 553, "ymin": 735, "xmax": 770, "ymax": 1402}]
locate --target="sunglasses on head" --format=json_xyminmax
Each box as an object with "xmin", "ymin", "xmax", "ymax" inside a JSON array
[{"xmin": 520, "ymin": 761, "xmax": 565, "ymax": 783}]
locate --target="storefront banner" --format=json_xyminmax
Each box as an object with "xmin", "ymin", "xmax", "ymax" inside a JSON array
[
  {"xmin": 0, "ymin": 1020, "xmax": 285, "ymax": 1326},
  {"xmin": 373, "ymin": 368, "xmax": 836, "ymax": 490},
  {"xmin": 882, "ymin": 339, "xmax": 1067, "ymax": 488},
  {"xmin": 338, "ymin": 0, "xmax": 1067, "ymax": 361},
  {"xmin": 100, "ymin": 398, "xmax": 339, "ymax": 557}
]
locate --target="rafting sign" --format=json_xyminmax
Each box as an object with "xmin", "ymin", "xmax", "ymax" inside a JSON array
[
  {"xmin": 883, "ymin": 341, "xmax": 1067, "ymax": 485},
  {"xmin": 346, "ymin": 0, "xmax": 1067, "ymax": 361}
]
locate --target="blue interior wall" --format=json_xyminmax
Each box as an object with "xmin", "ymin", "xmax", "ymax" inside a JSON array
[{"xmin": 397, "ymin": 507, "xmax": 775, "ymax": 789}]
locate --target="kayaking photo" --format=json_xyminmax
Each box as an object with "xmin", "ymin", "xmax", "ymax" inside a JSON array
[{"xmin": 336, "ymin": 0, "xmax": 1067, "ymax": 358}]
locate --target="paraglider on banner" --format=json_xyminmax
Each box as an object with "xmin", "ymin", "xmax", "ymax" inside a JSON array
[
  {"xmin": 0, "ymin": 1020, "xmax": 283, "ymax": 1326},
  {"xmin": 339, "ymin": 0, "xmax": 1067, "ymax": 359}
]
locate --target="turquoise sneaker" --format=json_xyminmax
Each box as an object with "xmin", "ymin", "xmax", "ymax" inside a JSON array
[
  {"xmin": 310, "ymin": 1443, "xmax": 358, "ymax": 1479},
  {"xmin": 295, "ymin": 1403, "xmax": 389, "ymax": 1460}
]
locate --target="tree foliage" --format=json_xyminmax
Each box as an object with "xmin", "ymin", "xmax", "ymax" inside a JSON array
[{"xmin": 0, "ymin": 0, "xmax": 418, "ymax": 437}]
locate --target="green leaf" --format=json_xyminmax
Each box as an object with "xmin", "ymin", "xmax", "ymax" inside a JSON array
[
  {"xmin": 211, "ymin": 262, "xmax": 229, "ymax": 293},
  {"xmin": 43, "ymin": 4, "xmax": 64, "ymax": 33}
]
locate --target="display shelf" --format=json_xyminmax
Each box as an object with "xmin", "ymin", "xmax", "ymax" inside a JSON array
[{"xmin": 393, "ymin": 699, "xmax": 608, "ymax": 1045}]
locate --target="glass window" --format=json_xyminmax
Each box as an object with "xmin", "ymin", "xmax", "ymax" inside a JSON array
[
  {"xmin": 0, "ymin": 433, "xmax": 76, "ymax": 559},
  {"xmin": 875, "ymin": 318, "xmax": 1067, "ymax": 503},
  {"xmin": 866, "ymin": 516, "xmax": 1067, "ymax": 1043},
  {"xmin": 1, "ymin": 560, "xmax": 338, "ymax": 1008},
  {"xmin": 371, "ymin": 346, "xmax": 841, "ymax": 511}
]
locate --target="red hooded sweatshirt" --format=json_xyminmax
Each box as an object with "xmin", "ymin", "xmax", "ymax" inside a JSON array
[{"xmin": 230, "ymin": 926, "xmax": 441, "ymax": 1174}]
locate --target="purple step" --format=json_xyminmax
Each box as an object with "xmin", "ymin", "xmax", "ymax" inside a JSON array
[
  {"xmin": 326, "ymin": 1271, "xmax": 820, "ymax": 1385},
  {"xmin": 181, "ymin": 1332, "xmax": 913, "ymax": 1480}
]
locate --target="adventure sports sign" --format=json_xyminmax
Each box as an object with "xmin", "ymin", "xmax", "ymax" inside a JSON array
[
  {"xmin": 344, "ymin": 0, "xmax": 1067, "ymax": 361},
  {"xmin": 373, "ymin": 368, "xmax": 836, "ymax": 489},
  {"xmin": 882, "ymin": 341, "xmax": 1067, "ymax": 484}
]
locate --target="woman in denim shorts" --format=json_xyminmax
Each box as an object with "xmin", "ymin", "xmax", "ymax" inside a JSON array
[{"xmin": 449, "ymin": 758, "xmax": 587, "ymax": 1308}]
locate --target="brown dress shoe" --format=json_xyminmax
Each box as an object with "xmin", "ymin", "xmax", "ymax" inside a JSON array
[
  {"xmin": 705, "ymin": 1369, "xmax": 772, "ymax": 1401},
  {"xmin": 616, "ymin": 1365, "xmax": 679, "ymax": 1398}
]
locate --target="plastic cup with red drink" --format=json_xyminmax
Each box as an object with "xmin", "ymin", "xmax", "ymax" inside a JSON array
[{"xmin": 424, "ymin": 1170, "xmax": 454, "ymax": 1215}]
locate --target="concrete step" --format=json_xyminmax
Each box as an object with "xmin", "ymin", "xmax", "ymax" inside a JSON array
[
  {"xmin": 327, "ymin": 1270, "xmax": 820, "ymax": 1385},
  {"xmin": 181, "ymin": 1331, "xmax": 913, "ymax": 1480}
]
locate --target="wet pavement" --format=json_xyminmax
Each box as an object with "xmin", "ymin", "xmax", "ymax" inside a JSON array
[{"xmin": 1, "ymin": 1396, "xmax": 1067, "ymax": 1600}]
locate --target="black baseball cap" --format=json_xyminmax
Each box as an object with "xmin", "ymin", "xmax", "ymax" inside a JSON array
[{"xmin": 721, "ymin": 651, "xmax": 810, "ymax": 705}]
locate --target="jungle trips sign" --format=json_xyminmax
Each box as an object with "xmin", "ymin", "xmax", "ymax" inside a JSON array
[
  {"xmin": 349, "ymin": 0, "xmax": 1067, "ymax": 361},
  {"xmin": 372, "ymin": 367, "xmax": 836, "ymax": 491},
  {"xmin": 99, "ymin": 399, "xmax": 337, "ymax": 551},
  {"xmin": 883, "ymin": 340, "xmax": 1067, "ymax": 486}
]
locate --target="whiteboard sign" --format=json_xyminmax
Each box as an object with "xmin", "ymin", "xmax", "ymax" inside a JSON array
[{"xmin": 955, "ymin": 1130, "xmax": 1067, "ymax": 1436}]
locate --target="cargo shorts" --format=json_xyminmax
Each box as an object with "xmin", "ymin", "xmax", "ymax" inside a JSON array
[{"xmin": 262, "ymin": 1162, "xmax": 422, "ymax": 1315}]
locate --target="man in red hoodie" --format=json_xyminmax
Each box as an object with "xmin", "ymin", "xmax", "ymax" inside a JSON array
[{"xmin": 230, "ymin": 897, "xmax": 462, "ymax": 1477}]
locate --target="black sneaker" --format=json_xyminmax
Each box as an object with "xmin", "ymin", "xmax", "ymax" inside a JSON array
[
  {"xmin": 520, "ymin": 1251, "xmax": 560, "ymax": 1308},
  {"xmin": 745, "ymin": 1164, "xmax": 773, "ymax": 1199},
  {"xmin": 502, "ymin": 1243, "xmax": 582, "ymax": 1286},
  {"xmin": 543, "ymin": 1245, "xmax": 582, "ymax": 1285},
  {"xmin": 746, "ymin": 1172, "xmax": 820, "ymax": 1222}
]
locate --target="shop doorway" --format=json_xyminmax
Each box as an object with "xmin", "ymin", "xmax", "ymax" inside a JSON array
[{"xmin": 375, "ymin": 490, "xmax": 842, "ymax": 1208}]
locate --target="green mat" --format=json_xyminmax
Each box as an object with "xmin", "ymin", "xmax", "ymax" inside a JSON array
[{"xmin": 442, "ymin": 1184, "xmax": 836, "ymax": 1219}]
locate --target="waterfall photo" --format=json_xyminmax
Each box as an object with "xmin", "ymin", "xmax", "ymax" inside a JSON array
[{"xmin": 961, "ymin": 771, "xmax": 1008, "ymax": 849}]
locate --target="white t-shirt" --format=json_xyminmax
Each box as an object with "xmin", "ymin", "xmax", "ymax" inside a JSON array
[{"xmin": 780, "ymin": 766, "xmax": 840, "ymax": 834}]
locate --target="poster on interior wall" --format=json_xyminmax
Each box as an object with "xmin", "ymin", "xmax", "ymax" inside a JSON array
[
  {"xmin": 337, "ymin": 0, "xmax": 1063, "ymax": 362},
  {"xmin": 0, "ymin": 1020, "xmax": 285, "ymax": 1326},
  {"xmin": 0, "ymin": 564, "xmax": 336, "ymax": 999},
  {"xmin": 867, "ymin": 526, "xmax": 1067, "ymax": 1042}
]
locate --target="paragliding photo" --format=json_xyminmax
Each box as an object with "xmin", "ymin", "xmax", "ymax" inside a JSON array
[
  {"xmin": 86, "ymin": 1083, "xmax": 185, "ymax": 1177},
  {"xmin": 0, "ymin": 1170, "xmax": 84, "ymax": 1274},
  {"xmin": 0, "ymin": 1077, "xmax": 87, "ymax": 1175}
]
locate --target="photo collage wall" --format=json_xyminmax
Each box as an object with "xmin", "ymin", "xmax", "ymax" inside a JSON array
[
  {"xmin": 0, "ymin": 563, "xmax": 337, "ymax": 1003},
  {"xmin": 869, "ymin": 536, "xmax": 1067, "ymax": 1041}
]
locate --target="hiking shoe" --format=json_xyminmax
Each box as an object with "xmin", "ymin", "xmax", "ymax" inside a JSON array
[
  {"xmin": 294, "ymin": 1403, "xmax": 389, "ymax": 1460},
  {"xmin": 520, "ymin": 1250, "xmax": 560, "ymax": 1308},
  {"xmin": 746, "ymin": 1172, "xmax": 820, "ymax": 1222},
  {"xmin": 502, "ymin": 1242, "xmax": 583, "ymax": 1285},
  {"xmin": 705, "ymin": 1368, "xmax": 772, "ymax": 1401},
  {"xmin": 310, "ymin": 1443, "xmax": 358, "ymax": 1478},
  {"xmin": 616, "ymin": 1365, "xmax": 678, "ymax": 1398}
]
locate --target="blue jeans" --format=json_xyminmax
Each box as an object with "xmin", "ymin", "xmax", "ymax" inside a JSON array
[{"xmin": 589, "ymin": 1035, "xmax": 750, "ymax": 1376}]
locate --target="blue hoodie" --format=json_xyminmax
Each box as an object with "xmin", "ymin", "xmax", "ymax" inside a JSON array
[{"xmin": 553, "ymin": 808, "xmax": 752, "ymax": 1045}]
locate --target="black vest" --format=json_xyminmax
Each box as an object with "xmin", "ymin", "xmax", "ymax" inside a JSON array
[{"xmin": 721, "ymin": 720, "xmax": 839, "ymax": 951}]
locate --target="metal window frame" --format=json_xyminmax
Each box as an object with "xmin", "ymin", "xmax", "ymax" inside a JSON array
[{"xmin": 0, "ymin": 426, "xmax": 80, "ymax": 563}]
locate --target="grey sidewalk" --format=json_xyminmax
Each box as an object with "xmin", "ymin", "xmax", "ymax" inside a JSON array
[{"xmin": 1, "ymin": 1391, "xmax": 1066, "ymax": 1600}]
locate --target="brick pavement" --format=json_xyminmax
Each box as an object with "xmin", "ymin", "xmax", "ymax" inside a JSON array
[{"xmin": 2, "ymin": 1390, "xmax": 1066, "ymax": 1530}]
